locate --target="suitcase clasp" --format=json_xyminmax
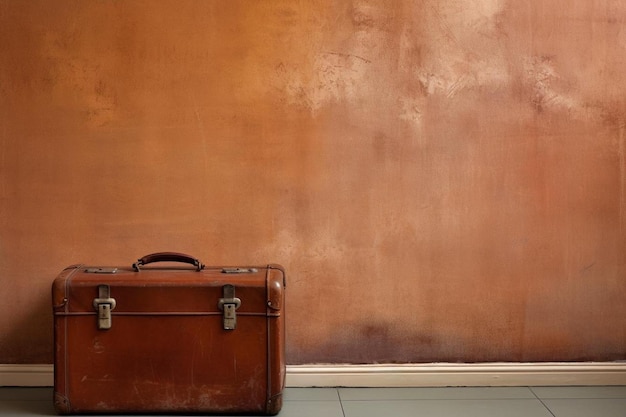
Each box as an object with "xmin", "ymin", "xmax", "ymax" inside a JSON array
[
  {"xmin": 218, "ymin": 284, "xmax": 241, "ymax": 330},
  {"xmin": 93, "ymin": 285, "xmax": 116, "ymax": 330}
]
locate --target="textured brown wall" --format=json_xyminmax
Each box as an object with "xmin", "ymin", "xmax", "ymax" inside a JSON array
[{"xmin": 1, "ymin": 1, "xmax": 625, "ymax": 364}]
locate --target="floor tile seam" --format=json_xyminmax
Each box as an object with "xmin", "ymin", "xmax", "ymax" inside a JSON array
[
  {"xmin": 333, "ymin": 387, "xmax": 342, "ymax": 403},
  {"xmin": 528, "ymin": 386, "xmax": 626, "ymax": 400},
  {"xmin": 338, "ymin": 396, "xmax": 529, "ymax": 400},
  {"xmin": 334, "ymin": 386, "xmax": 347, "ymax": 417},
  {"xmin": 337, "ymin": 398, "xmax": 545, "ymax": 402},
  {"xmin": 284, "ymin": 399, "xmax": 343, "ymax": 402},
  {"xmin": 338, "ymin": 393, "xmax": 347, "ymax": 417},
  {"xmin": 542, "ymin": 397, "xmax": 626, "ymax": 400},
  {"xmin": 536, "ymin": 396, "xmax": 626, "ymax": 399},
  {"xmin": 528, "ymin": 386, "xmax": 557, "ymax": 417},
  {"xmin": 337, "ymin": 389, "xmax": 540, "ymax": 400}
]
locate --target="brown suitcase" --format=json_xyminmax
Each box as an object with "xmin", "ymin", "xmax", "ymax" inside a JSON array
[{"xmin": 52, "ymin": 252, "xmax": 286, "ymax": 415}]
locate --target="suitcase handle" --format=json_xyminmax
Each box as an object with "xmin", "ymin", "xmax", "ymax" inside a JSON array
[{"xmin": 133, "ymin": 252, "xmax": 205, "ymax": 272}]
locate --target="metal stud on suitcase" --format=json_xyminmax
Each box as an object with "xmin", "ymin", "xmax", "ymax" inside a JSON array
[{"xmin": 52, "ymin": 252, "xmax": 286, "ymax": 415}]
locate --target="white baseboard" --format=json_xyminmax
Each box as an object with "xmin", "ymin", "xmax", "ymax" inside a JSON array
[
  {"xmin": 1, "ymin": 363, "xmax": 625, "ymax": 387},
  {"xmin": 0, "ymin": 365, "xmax": 53, "ymax": 387},
  {"xmin": 286, "ymin": 363, "xmax": 626, "ymax": 387}
]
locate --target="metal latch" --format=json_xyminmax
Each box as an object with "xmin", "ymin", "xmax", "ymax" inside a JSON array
[
  {"xmin": 93, "ymin": 285, "xmax": 116, "ymax": 330},
  {"xmin": 218, "ymin": 284, "xmax": 241, "ymax": 330}
]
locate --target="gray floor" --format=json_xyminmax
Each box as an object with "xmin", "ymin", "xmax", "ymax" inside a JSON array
[{"xmin": 1, "ymin": 386, "xmax": 625, "ymax": 416}]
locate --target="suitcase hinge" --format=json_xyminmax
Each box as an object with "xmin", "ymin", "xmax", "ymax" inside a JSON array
[
  {"xmin": 93, "ymin": 285, "xmax": 116, "ymax": 330},
  {"xmin": 218, "ymin": 284, "xmax": 241, "ymax": 330}
]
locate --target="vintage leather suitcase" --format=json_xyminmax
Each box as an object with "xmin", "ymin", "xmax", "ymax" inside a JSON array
[{"xmin": 52, "ymin": 252, "xmax": 286, "ymax": 415}]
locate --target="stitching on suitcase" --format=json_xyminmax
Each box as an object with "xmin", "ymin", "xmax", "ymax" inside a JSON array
[
  {"xmin": 265, "ymin": 266, "xmax": 271, "ymax": 414},
  {"xmin": 54, "ymin": 311, "xmax": 269, "ymax": 316},
  {"xmin": 62, "ymin": 264, "xmax": 81, "ymax": 412}
]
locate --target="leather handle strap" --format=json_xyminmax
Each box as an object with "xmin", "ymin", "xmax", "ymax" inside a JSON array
[{"xmin": 133, "ymin": 252, "xmax": 205, "ymax": 272}]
